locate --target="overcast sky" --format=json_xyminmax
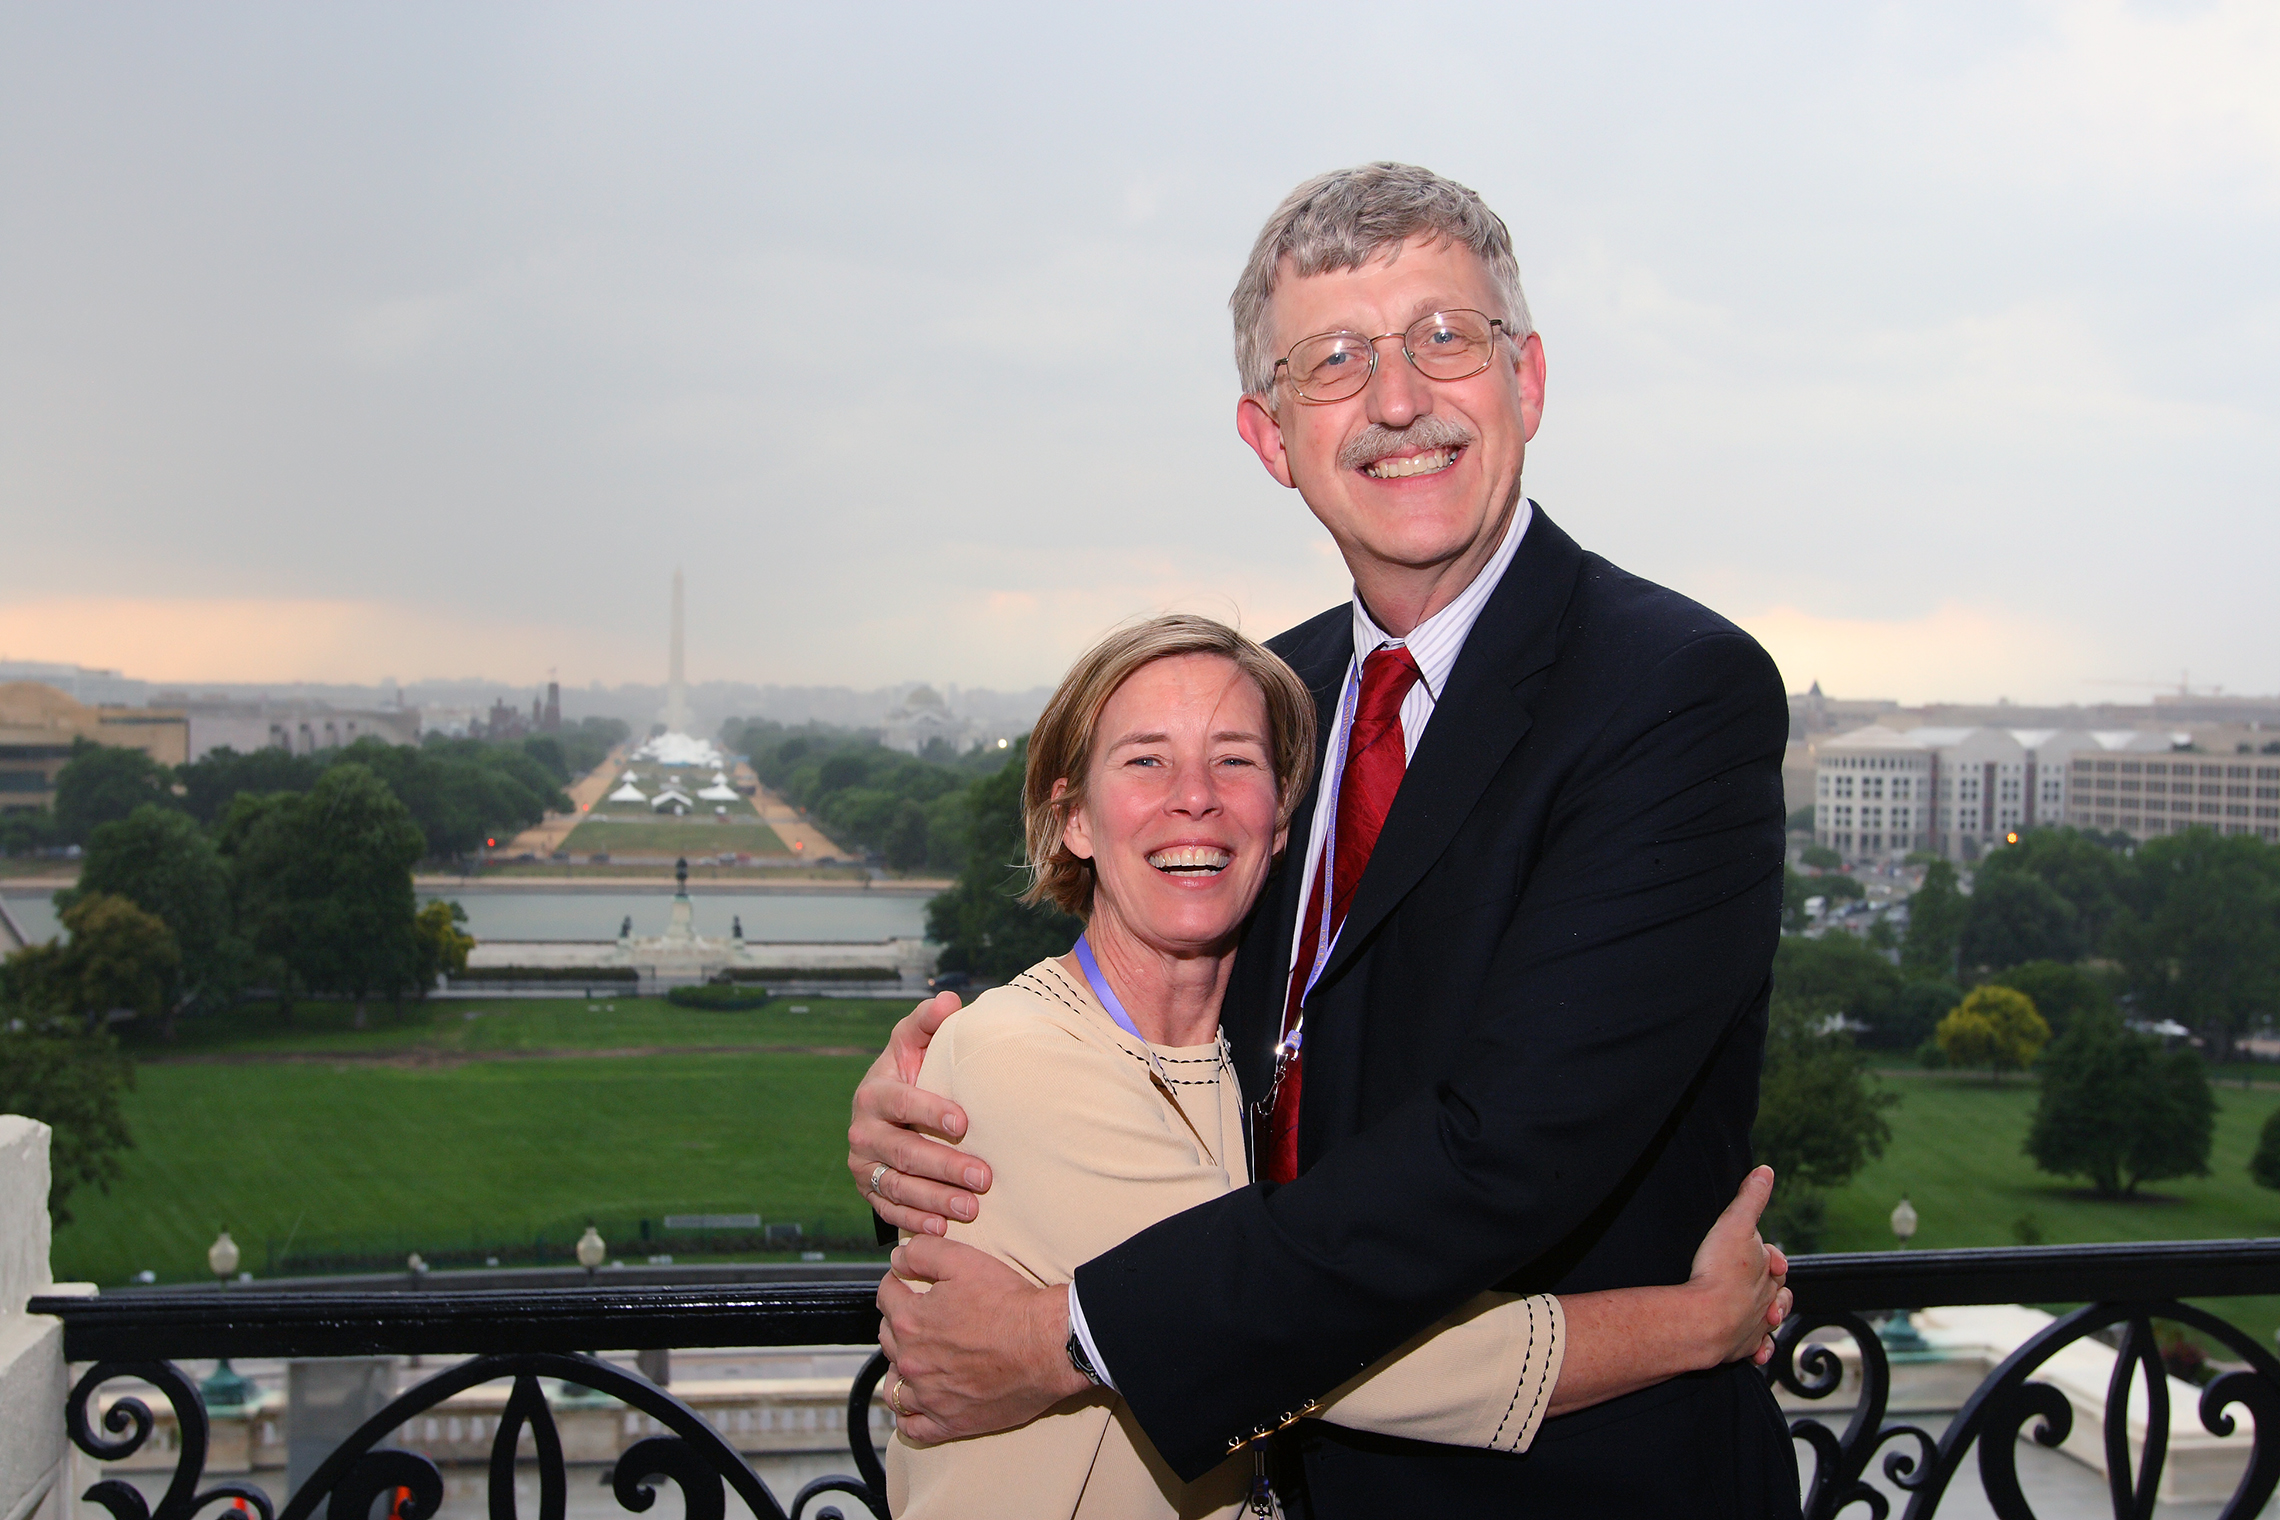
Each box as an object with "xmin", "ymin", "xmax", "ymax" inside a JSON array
[{"xmin": 2, "ymin": 2, "xmax": 2273, "ymax": 704}]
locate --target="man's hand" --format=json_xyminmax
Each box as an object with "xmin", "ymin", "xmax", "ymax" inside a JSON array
[
  {"xmin": 847, "ymin": 992, "xmax": 993, "ymax": 1236},
  {"xmin": 1684, "ymin": 1164, "xmax": 1792, "ymax": 1368},
  {"xmin": 877, "ymin": 1234, "xmax": 1091, "ymax": 1445}
]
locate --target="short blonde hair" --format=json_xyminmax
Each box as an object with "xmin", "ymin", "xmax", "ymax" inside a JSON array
[{"xmin": 1022, "ymin": 615, "xmax": 1317, "ymax": 918}]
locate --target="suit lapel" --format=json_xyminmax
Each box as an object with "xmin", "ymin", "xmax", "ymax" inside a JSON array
[{"xmin": 1320, "ymin": 508, "xmax": 1586, "ymax": 983}]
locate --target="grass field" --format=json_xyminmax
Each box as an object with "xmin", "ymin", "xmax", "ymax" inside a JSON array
[
  {"xmin": 53, "ymin": 1009, "xmax": 2280, "ymax": 1353},
  {"xmin": 53, "ymin": 997, "xmax": 910, "ymax": 1286},
  {"xmin": 1827, "ymin": 1069, "xmax": 2280, "ymax": 1348}
]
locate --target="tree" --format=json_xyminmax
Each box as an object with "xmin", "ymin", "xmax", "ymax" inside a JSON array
[
  {"xmin": 884, "ymin": 799, "xmax": 932, "ymax": 872},
  {"xmin": 1983, "ymin": 960, "xmax": 2113, "ymax": 1044},
  {"xmin": 1782, "ymin": 865, "xmax": 1813, "ymax": 932},
  {"xmin": 0, "ymin": 809, "xmax": 61, "ymax": 857},
  {"xmin": 1800, "ymin": 845, "xmax": 1841, "ymax": 870},
  {"xmin": 1902, "ymin": 860, "xmax": 1966, "ymax": 979},
  {"xmin": 227, "ymin": 765, "xmax": 425, "ymax": 1027},
  {"xmin": 0, "ymin": 1006, "xmax": 134, "ymax": 1224},
  {"xmin": 1958, "ymin": 871, "xmax": 2085, "ymax": 972},
  {"xmin": 176, "ymin": 745, "xmax": 324, "ymax": 824},
  {"xmin": 926, "ymin": 739, "xmax": 1082, "ymax": 979},
  {"xmin": 2027, "ymin": 1011, "xmax": 2215, "ymax": 1196},
  {"xmin": 1821, "ymin": 873, "xmax": 1866, "ymax": 901},
  {"xmin": 1753, "ymin": 996, "xmax": 1898, "ymax": 1250},
  {"xmin": 51, "ymin": 741, "xmax": 182, "ymax": 844},
  {"xmin": 1787, "ymin": 806, "xmax": 1815, "ymax": 834},
  {"xmin": 55, "ymin": 894, "xmax": 182, "ymax": 1029},
  {"xmin": 2107, "ymin": 830, "xmax": 2280, "ymax": 1065},
  {"xmin": 1771, "ymin": 934, "xmax": 1902, "ymax": 1045},
  {"xmin": 1935, "ymin": 985, "xmax": 2049, "ymax": 1080},
  {"xmin": 412, "ymin": 899, "xmax": 475, "ymax": 989},
  {"xmin": 58, "ymin": 804, "xmax": 244, "ymax": 1032},
  {"xmin": 2251, "ymin": 1106, "xmax": 2280, "ymax": 1193},
  {"xmin": 1887, "ymin": 979, "xmax": 1964, "ymax": 1053},
  {"xmin": 1978, "ymin": 827, "xmax": 2128, "ymax": 946}
]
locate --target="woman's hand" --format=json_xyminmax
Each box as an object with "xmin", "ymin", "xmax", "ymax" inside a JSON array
[
  {"xmin": 847, "ymin": 992, "xmax": 993, "ymax": 1236},
  {"xmin": 1684, "ymin": 1164, "xmax": 1792, "ymax": 1367}
]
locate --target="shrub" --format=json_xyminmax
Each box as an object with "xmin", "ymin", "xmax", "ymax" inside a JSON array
[{"xmin": 666, "ymin": 983, "xmax": 775, "ymax": 1010}]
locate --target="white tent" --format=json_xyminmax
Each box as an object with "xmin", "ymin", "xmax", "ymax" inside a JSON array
[
  {"xmin": 607, "ymin": 776, "xmax": 648, "ymax": 803},
  {"xmin": 652, "ymin": 786, "xmax": 695, "ymax": 814},
  {"xmin": 697, "ymin": 780, "xmax": 741, "ymax": 802}
]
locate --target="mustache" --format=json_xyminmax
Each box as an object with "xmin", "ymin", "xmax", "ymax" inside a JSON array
[{"xmin": 1336, "ymin": 416, "xmax": 1477, "ymax": 471}]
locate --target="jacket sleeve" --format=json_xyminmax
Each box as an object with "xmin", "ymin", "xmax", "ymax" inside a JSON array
[
  {"xmin": 1313, "ymin": 1291, "xmax": 1564, "ymax": 1453},
  {"xmin": 1074, "ymin": 630, "xmax": 1788, "ymax": 1478}
]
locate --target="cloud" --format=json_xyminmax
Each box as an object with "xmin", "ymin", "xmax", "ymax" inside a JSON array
[
  {"xmin": 0, "ymin": 597, "xmax": 620, "ymax": 686},
  {"xmin": 1735, "ymin": 601, "xmax": 2086, "ymax": 706},
  {"xmin": 1928, "ymin": 0, "xmax": 2280, "ymax": 209}
]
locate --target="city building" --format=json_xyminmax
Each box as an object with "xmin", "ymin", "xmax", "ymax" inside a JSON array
[
  {"xmin": 0, "ymin": 682, "xmax": 188, "ymax": 813},
  {"xmin": 2066, "ymin": 753, "xmax": 2280, "ymax": 843},
  {"xmin": 160, "ymin": 697, "xmax": 420, "ymax": 762},
  {"xmin": 0, "ymin": 660, "xmax": 150, "ymax": 707},
  {"xmin": 1813, "ymin": 724, "xmax": 2174, "ymax": 862}
]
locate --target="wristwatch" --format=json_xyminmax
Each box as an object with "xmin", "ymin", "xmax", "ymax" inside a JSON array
[{"xmin": 1066, "ymin": 1328, "xmax": 1106, "ymax": 1388}]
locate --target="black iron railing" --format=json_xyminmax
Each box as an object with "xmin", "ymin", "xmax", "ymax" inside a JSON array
[{"xmin": 31, "ymin": 1238, "xmax": 2280, "ymax": 1520}]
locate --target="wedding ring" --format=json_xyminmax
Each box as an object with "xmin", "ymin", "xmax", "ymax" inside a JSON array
[
  {"xmin": 868, "ymin": 1162, "xmax": 892, "ymax": 1199},
  {"xmin": 889, "ymin": 1377, "xmax": 911, "ymax": 1417}
]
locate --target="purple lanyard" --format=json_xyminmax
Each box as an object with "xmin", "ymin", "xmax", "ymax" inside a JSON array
[
  {"xmin": 1276, "ymin": 653, "xmax": 1371, "ymax": 1066},
  {"xmin": 1073, "ymin": 934, "xmax": 1149, "ymax": 1045},
  {"xmin": 1073, "ymin": 933, "xmax": 1182, "ymax": 1094}
]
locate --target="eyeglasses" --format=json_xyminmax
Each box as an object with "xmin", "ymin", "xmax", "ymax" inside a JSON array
[{"xmin": 1273, "ymin": 309, "xmax": 1512, "ymax": 403}]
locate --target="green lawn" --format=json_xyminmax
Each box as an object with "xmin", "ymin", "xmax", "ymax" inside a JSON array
[
  {"xmin": 1829, "ymin": 1069, "xmax": 2280, "ymax": 1348},
  {"xmin": 56, "ymin": 1011, "xmax": 2280, "ymax": 1352},
  {"xmin": 559, "ymin": 817, "xmax": 791, "ymax": 856},
  {"xmin": 57, "ymin": 1051, "xmax": 886, "ymax": 1286},
  {"xmin": 140, "ymin": 994, "xmax": 909, "ymax": 1058}
]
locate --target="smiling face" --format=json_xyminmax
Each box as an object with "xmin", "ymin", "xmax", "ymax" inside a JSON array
[
  {"xmin": 1059, "ymin": 653, "xmax": 1286, "ymax": 962},
  {"xmin": 1235, "ymin": 238, "xmax": 1547, "ymax": 632}
]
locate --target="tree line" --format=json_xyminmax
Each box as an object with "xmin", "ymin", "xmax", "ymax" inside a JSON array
[
  {"xmin": 0, "ymin": 715, "xmax": 626, "ymax": 861},
  {"xmin": 726, "ymin": 720, "xmax": 1011, "ymax": 873}
]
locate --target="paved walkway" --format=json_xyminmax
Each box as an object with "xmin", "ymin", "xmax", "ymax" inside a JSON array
[
  {"xmin": 504, "ymin": 745, "xmax": 629, "ymax": 857},
  {"xmin": 739, "ymin": 768, "xmax": 852, "ymax": 861}
]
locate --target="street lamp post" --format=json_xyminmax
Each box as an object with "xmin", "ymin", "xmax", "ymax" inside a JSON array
[
  {"xmin": 1883, "ymin": 1197, "xmax": 1932, "ymax": 1355},
  {"xmin": 198, "ymin": 1230, "xmax": 258, "ymax": 1412}
]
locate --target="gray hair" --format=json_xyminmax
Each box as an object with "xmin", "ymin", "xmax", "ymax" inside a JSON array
[{"xmin": 1230, "ymin": 162, "xmax": 1533, "ymax": 399}]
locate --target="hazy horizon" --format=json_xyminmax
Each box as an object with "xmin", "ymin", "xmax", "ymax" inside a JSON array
[{"xmin": 5, "ymin": 3, "xmax": 2274, "ymax": 706}]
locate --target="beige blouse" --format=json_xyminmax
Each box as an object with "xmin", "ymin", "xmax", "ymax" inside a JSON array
[{"xmin": 886, "ymin": 959, "xmax": 1564, "ymax": 1519}]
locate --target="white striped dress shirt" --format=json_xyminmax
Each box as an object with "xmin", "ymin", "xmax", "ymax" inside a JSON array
[{"xmin": 1287, "ymin": 498, "xmax": 1533, "ymax": 969}]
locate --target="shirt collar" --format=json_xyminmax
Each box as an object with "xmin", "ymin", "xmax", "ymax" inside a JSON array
[{"xmin": 1348, "ymin": 497, "xmax": 1533, "ymax": 699}]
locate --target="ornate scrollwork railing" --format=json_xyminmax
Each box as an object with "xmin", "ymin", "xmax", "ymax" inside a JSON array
[
  {"xmin": 38, "ymin": 1282, "xmax": 893, "ymax": 1520},
  {"xmin": 1776, "ymin": 1239, "xmax": 2280, "ymax": 1520},
  {"xmin": 30, "ymin": 1239, "xmax": 2280, "ymax": 1520}
]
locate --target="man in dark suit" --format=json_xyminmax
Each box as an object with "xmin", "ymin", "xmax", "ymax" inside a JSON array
[{"xmin": 853, "ymin": 162, "xmax": 1799, "ymax": 1516}]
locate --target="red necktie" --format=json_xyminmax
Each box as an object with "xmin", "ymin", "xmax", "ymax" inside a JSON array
[{"xmin": 1263, "ymin": 644, "xmax": 1422, "ymax": 1185}]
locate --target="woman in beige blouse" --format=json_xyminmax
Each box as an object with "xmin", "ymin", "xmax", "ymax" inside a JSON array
[{"xmin": 885, "ymin": 615, "xmax": 1788, "ymax": 1519}]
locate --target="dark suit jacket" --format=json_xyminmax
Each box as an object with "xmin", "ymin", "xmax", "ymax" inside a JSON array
[{"xmin": 1072, "ymin": 508, "xmax": 1797, "ymax": 1511}]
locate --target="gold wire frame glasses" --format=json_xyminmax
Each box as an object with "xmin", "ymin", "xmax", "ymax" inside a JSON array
[{"xmin": 1272, "ymin": 309, "xmax": 1511, "ymax": 403}]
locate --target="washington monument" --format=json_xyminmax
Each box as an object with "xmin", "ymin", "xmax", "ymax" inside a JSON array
[{"xmin": 661, "ymin": 567, "xmax": 693, "ymax": 734}]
